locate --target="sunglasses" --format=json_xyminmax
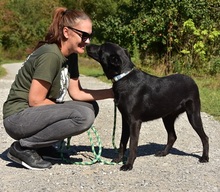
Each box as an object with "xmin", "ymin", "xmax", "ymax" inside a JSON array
[{"xmin": 66, "ymin": 26, "xmax": 92, "ymax": 42}]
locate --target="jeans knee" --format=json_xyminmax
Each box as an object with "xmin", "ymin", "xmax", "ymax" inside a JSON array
[{"xmin": 78, "ymin": 108, "xmax": 96, "ymax": 133}]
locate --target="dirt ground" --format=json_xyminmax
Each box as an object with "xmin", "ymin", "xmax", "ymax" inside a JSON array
[{"xmin": 0, "ymin": 63, "xmax": 220, "ymax": 192}]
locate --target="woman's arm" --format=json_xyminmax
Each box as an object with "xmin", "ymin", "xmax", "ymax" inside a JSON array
[
  {"xmin": 68, "ymin": 78, "xmax": 114, "ymax": 101},
  {"xmin": 29, "ymin": 79, "xmax": 55, "ymax": 106}
]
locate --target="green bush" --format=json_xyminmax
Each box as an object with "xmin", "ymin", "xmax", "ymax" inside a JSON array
[
  {"xmin": 0, "ymin": 0, "xmax": 220, "ymax": 75},
  {"xmin": 90, "ymin": 0, "xmax": 220, "ymax": 74}
]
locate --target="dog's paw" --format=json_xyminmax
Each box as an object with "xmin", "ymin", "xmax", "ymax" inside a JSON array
[
  {"xmin": 199, "ymin": 156, "xmax": 209, "ymax": 163},
  {"xmin": 155, "ymin": 151, "xmax": 168, "ymax": 157},
  {"xmin": 120, "ymin": 164, "xmax": 133, "ymax": 171}
]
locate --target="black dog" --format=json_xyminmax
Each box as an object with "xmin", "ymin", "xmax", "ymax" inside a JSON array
[{"xmin": 86, "ymin": 42, "xmax": 209, "ymax": 171}]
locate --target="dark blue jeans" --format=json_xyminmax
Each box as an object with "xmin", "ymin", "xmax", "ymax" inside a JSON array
[{"xmin": 3, "ymin": 100, "xmax": 99, "ymax": 148}]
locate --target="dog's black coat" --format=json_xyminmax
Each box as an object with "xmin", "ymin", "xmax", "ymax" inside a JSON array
[{"xmin": 86, "ymin": 42, "xmax": 209, "ymax": 171}]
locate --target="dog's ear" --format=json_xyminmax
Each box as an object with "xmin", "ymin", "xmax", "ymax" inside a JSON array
[
  {"xmin": 109, "ymin": 54, "xmax": 122, "ymax": 66},
  {"xmin": 124, "ymin": 48, "xmax": 130, "ymax": 58}
]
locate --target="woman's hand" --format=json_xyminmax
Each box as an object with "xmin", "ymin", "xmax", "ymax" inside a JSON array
[{"xmin": 68, "ymin": 78, "xmax": 114, "ymax": 101}]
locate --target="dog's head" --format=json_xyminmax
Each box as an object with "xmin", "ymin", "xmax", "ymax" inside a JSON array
[{"xmin": 86, "ymin": 42, "xmax": 135, "ymax": 80}]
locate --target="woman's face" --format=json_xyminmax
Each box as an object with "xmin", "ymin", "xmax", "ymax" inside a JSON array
[{"xmin": 62, "ymin": 19, "xmax": 92, "ymax": 55}]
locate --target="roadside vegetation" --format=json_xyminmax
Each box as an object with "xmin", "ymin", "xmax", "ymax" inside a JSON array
[{"xmin": 0, "ymin": 0, "xmax": 219, "ymax": 120}]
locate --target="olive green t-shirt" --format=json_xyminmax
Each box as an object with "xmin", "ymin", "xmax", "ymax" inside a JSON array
[{"xmin": 3, "ymin": 43, "xmax": 79, "ymax": 119}]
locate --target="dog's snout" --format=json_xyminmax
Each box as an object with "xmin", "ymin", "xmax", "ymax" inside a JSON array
[
  {"xmin": 86, "ymin": 44, "xmax": 101, "ymax": 62},
  {"xmin": 86, "ymin": 44, "xmax": 100, "ymax": 53}
]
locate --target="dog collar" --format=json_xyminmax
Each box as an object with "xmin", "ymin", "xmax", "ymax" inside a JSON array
[{"xmin": 112, "ymin": 68, "xmax": 134, "ymax": 83}]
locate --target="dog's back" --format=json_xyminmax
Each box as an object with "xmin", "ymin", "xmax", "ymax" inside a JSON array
[{"xmin": 114, "ymin": 69, "xmax": 200, "ymax": 121}]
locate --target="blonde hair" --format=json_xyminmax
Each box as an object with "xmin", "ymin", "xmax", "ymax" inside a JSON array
[{"xmin": 35, "ymin": 7, "xmax": 91, "ymax": 50}]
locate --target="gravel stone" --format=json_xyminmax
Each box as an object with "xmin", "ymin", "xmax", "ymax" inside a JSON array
[{"xmin": 0, "ymin": 63, "xmax": 219, "ymax": 192}]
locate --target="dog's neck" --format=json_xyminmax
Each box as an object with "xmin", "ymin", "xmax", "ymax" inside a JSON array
[{"xmin": 111, "ymin": 68, "xmax": 134, "ymax": 83}]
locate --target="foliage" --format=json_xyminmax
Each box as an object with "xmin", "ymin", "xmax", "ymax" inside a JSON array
[
  {"xmin": 180, "ymin": 19, "xmax": 220, "ymax": 74},
  {"xmin": 0, "ymin": 0, "xmax": 220, "ymax": 75},
  {"xmin": 88, "ymin": 0, "xmax": 220, "ymax": 75},
  {"xmin": 0, "ymin": 0, "xmax": 60, "ymax": 59}
]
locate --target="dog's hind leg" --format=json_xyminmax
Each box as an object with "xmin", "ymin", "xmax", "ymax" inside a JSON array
[
  {"xmin": 185, "ymin": 101, "xmax": 209, "ymax": 162},
  {"xmin": 155, "ymin": 114, "xmax": 178, "ymax": 157}
]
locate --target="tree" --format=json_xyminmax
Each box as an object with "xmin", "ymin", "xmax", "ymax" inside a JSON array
[
  {"xmin": 0, "ymin": 0, "xmax": 219, "ymax": 74},
  {"xmin": 0, "ymin": 0, "xmax": 60, "ymax": 59},
  {"xmin": 90, "ymin": 0, "xmax": 220, "ymax": 74}
]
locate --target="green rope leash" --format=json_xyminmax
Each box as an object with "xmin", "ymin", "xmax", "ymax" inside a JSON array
[
  {"xmin": 112, "ymin": 102, "xmax": 118, "ymax": 151},
  {"xmin": 60, "ymin": 102, "xmax": 120, "ymax": 165}
]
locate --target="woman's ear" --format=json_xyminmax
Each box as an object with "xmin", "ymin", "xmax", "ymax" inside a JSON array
[{"xmin": 63, "ymin": 27, "xmax": 69, "ymax": 39}]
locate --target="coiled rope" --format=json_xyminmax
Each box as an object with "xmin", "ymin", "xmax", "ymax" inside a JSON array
[{"xmin": 60, "ymin": 102, "xmax": 120, "ymax": 165}]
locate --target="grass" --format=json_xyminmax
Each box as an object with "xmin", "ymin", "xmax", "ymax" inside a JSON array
[
  {"xmin": 1, "ymin": 57, "xmax": 219, "ymax": 121},
  {"xmin": 78, "ymin": 57, "xmax": 112, "ymax": 83},
  {"xmin": 194, "ymin": 75, "xmax": 220, "ymax": 120},
  {"xmin": 0, "ymin": 59, "xmax": 23, "ymax": 77},
  {"xmin": 0, "ymin": 64, "xmax": 7, "ymax": 77}
]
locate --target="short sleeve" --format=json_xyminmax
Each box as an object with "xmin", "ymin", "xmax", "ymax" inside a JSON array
[{"xmin": 33, "ymin": 52, "xmax": 61, "ymax": 83}]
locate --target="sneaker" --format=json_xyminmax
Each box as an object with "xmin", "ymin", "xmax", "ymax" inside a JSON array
[
  {"xmin": 37, "ymin": 146, "xmax": 70, "ymax": 161},
  {"xmin": 7, "ymin": 141, "xmax": 52, "ymax": 170}
]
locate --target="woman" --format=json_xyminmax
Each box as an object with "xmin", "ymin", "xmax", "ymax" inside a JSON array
[{"xmin": 3, "ymin": 7, "xmax": 113, "ymax": 170}]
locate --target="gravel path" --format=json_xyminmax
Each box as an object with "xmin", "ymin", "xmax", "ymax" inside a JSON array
[{"xmin": 0, "ymin": 63, "xmax": 220, "ymax": 192}]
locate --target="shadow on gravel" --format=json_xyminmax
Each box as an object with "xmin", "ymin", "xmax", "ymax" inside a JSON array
[
  {"xmin": 136, "ymin": 142, "xmax": 201, "ymax": 159},
  {"xmin": 0, "ymin": 148, "xmax": 10, "ymax": 161},
  {"xmin": 0, "ymin": 148, "xmax": 24, "ymax": 169},
  {"xmin": 0, "ymin": 143, "xmax": 201, "ymax": 169},
  {"xmin": 65, "ymin": 143, "xmax": 201, "ymax": 162}
]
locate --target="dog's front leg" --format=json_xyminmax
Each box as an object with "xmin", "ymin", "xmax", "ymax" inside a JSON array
[
  {"xmin": 113, "ymin": 116, "xmax": 130, "ymax": 164},
  {"xmin": 120, "ymin": 120, "xmax": 142, "ymax": 171}
]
